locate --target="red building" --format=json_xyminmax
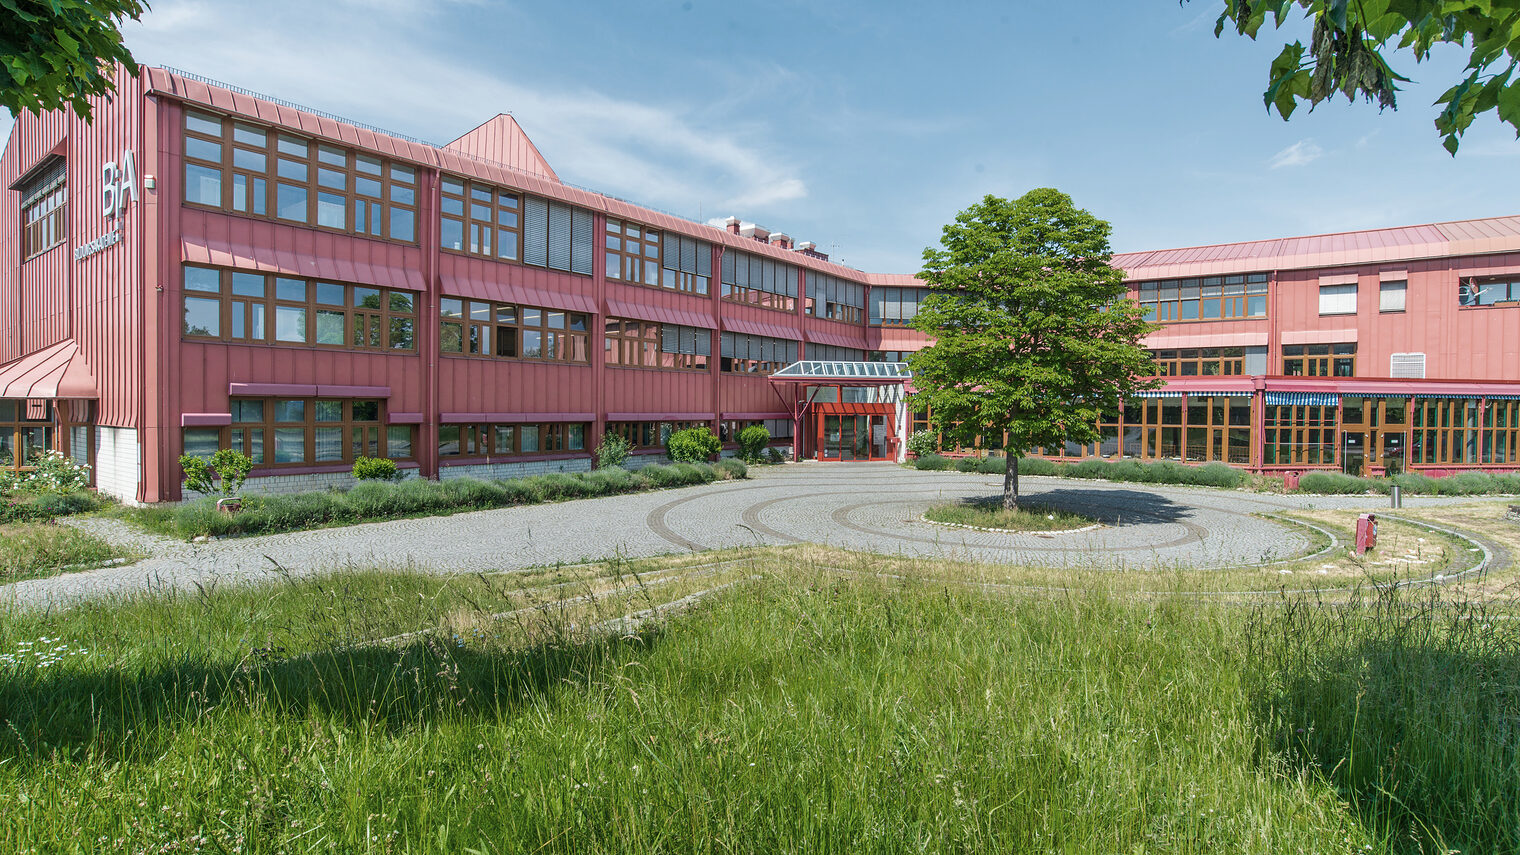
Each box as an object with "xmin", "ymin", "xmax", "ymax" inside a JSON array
[{"xmin": 1, "ymin": 66, "xmax": 1518, "ymax": 502}]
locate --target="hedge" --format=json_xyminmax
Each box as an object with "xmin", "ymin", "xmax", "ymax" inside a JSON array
[
  {"xmin": 166, "ymin": 461, "xmax": 745, "ymax": 539},
  {"xmin": 0, "ymin": 491, "xmax": 104, "ymax": 523},
  {"xmin": 911, "ymin": 455, "xmax": 1246, "ymax": 488}
]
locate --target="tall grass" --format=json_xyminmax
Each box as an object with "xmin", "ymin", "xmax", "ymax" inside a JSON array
[
  {"xmin": 8, "ymin": 552, "xmax": 1512, "ymax": 852},
  {"xmin": 0, "ymin": 522, "xmax": 131, "ymax": 583}
]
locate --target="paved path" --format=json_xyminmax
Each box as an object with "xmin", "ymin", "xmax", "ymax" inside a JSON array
[{"xmin": 2, "ymin": 464, "xmax": 1479, "ymax": 608}]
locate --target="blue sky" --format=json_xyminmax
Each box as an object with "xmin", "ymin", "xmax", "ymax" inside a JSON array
[{"xmin": 5, "ymin": 1, "xmax": 1517, "ymax": 272}]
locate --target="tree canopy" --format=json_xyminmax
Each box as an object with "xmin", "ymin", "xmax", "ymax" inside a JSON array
[
  {"xmin": 910, "ymin": 189, "xmax": 1157, "ymax": 509},
  {"xmin": 0, "ymin": 0, "xmax": 146, "ymax": 120},
  {"xmin": 1199, "ymin": 0, "xmax": 1520, "ymax": 153}
]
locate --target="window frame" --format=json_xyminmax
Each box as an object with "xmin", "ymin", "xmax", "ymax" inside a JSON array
[
  {"xmin": 1282, "ymin": 343, "xmax": 1356, "ymax": 377},
  {"xmin": 179, "ymin": 265, "xmax": 418, "ymax": 351},
  {"xmin": 182, "ymin": 397, "xmax": 410, "ymax": 470},
  {"xmin": 437, "ymin": 421, "xmax": 588, "ymax": 458},
  {"xmin": 1135, "ymin": 274, "xmax": 1268, "ymax": 324},
  {"xmin": 438, "ymin": 297, "xmax": 590, "ymax": 364},
  {"xmin": 603, "ymin": 318, "xmax": 710, "ymax": 371},
  {"xmin": 19, "ymin": 158, "xmax": 67, "ymax": 261}
]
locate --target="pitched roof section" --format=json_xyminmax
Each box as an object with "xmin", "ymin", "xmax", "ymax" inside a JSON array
[
  {"xmin": 444, "ymin": 114, "xmax": 558, "ymax": 182},
  {"xmin": 1114, "ymin": 215, "xmax": 1520, "ymax": 280},
  {"xmin": 0, "ymin": 339, "xmax": 96, "ymax": 399}
]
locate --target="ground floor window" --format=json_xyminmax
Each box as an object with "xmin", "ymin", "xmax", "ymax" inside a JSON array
[
  {"xmin": 1483, "ymin": 400, "xmax": 1520, "ymax": 464},
  {"xmin": 606, "ymin": 421, "xmax": 705, "ymax": 450},
  {"xmin": 719, "ymin": 419, "xmax": 793, "ymax": 443},
  {"xmin": 1263, "ymin": 405, "xmax": 1339, "ymax": 466},
  {"xmin": 1411, "ymin": 398, "xmax": 1480, "ymax": 465},
  {"xmin": 183, "ymin": 398, "xmax": 413, "ymax": 467},
  {"xmin": 0, "ymin": 399, "xmax": 93, "ymax": 475},
  {"xmin": 438, "ymin": 422, "xmax": 586, "ymax": 457}
]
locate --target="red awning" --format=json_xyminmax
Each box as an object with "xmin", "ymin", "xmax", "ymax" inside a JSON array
[
  {"xmin": 721, "ymin": 316, "xmax": 801, "ymax": 340},
  {"xmin": 442, "ymin": 274, "xmax": 598, "ymax": 315},
  {"xmin": 812, "ymin": 402, "xmax": 895, "ymax": 415},
  {"xmin": 606, "ymin": 299, "xmax": 717, "ymax": 330},
  {"xmin": 0, "ymin": 339, "xmax": 96, "ymax": 399}
]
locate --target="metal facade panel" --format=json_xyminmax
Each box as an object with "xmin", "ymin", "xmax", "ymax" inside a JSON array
[{"xmin": 602, "ymin": 367, "xmax": 715, "ymax": 418}]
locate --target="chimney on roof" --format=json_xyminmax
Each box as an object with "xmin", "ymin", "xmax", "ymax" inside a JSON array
[
  {"xmin": 739, "ymin": 223, "xmax": 771, "ymax": 243},
  {"xmin": 769, "ymin": 232, "xmax": 792, "ymax": 250},
  {"xmin": 796, "ymin": 241, "xmax": 829, "ymax": 261},
  {"xmin": 724, "ymin": 216, "xmax": 742, "ymax": 235}
]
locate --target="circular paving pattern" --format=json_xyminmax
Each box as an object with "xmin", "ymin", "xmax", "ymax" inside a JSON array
[{"xmin": 2, "ymin": 463, "xmax": 1487, "ymax": 608}]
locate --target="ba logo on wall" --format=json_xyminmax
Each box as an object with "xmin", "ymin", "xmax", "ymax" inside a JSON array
[{"xmin": 74, "ymin": 150, "xmax": 138, "ymax": 262}]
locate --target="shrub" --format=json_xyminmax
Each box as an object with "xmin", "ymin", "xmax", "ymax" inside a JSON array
[
  {"xmin": 976, "ymin": 455, "xmax": 1007, "ymax": 475},
  {"xmin": 914, "ymin": 453, "xmax": 952, "ymax": 471},
  {"xmin": 1297, "ymin": 472, "xmax": 1379, "ymax": 494},
  {"xmin": 954, "ymin": 456, "xmax": 981, "ymax": 473},
  {"xmin": 737, "ymin": 425, "xmax": 771, "ymax": 462},
  {"xmin": 666, "ymin": 427, "xmax": 721, "ymax": 464},
  {"xmin": 764, "ymin": 447, "xmax": 786, "ymax": 465},
  {"xmin": 537, "ymin": 472, "xmax": 594, "ymax": 501},
  {"xmin": 1186, "ymin": 463, "xmax": 1247, "ymax": 488},
  {"xmin": 638, "ymin": 464, "xmax": 686, "ymax": 488},
  {"xmin": 1017, "ymin": 456, "xmax": 1059, "ymax": 476},
  {"xmin": 180, "ymin": 448, "xmax": 253, "ymax": 498},
  {"xmin": 352, "ymin": 456, "xmax": 399, "ymax": 481},
  {"xmin": 13, "ymin": 450, "xmax": 92, "ymax": 494},
  {"xmin": 714, "ymin": 458, "xmax": 748, "ymax": 479},
  {"xmin": 905, "ymin": 429, "xmax": 939, "ymax": 458},
  {"xmin": 0, "ymin": 490, "xmax": 101, "ymax": 522},
  {"xmin": 582, "ymin": 467, "xmax": 634, "ymax": 494},
  {"xmin": 595, "ymin": 432, "xmax": 632, "ymax": 469}
]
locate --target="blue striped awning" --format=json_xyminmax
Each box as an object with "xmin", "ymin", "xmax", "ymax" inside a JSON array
[
  {"xmin": 1485, "ymin": 394, "xmax": 1520, "ymax": 400},
  {"xmin": 1137, "ymin": 390, "xmax": 1184, "ymax": 398},
  {"xmin": 1182, "ymin": 391, "xmax": 1254, "ymax": 398},
  {"xmin": 1265, "ymin": 392, "xmax": 1340, "ymax": 407}
]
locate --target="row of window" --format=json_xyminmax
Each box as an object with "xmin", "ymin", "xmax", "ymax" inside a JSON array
[
  {"xmin": 1150, "ymin": 348, "xmax": 1247, "ymax": 377},
  {"xmin": 1282, "ymin": 343, "xmax": 1356, "ymax": 377},
  {"xmin": 183, "ymin": 398, "xmax": 412, "ymax": 466},
  {"xmin": 439, "ymin": 298, "xmax": 590, "ymax": 362},
  {"xmin": 1136, "ymin": 274, "xmax": 1269, "ymax": 322},
  {"xmin": 439, "ymin": 423, "xmax": 585, "ymax": 457},
  {"xmin": 869, "ymin": 287, "xmax": 924, "ymax": 327},
  {"xmin": 722, "ymin": 250, "xmax": 798, "ymax": 312},
  {"xmin": 604, "ymin": 319, "xmax": 711, "ymax": 371},
  {"xmin": 601, "ymin": 219, "xmax": 715, "ymax": 295},
  {"xmin": 184, "ymin": 111, "xmax": 419, "ymax": 242},
  {"xmin": 719, "ymin": 331, "xmax": 796, "ymax": 374},
  {"xmin": 804, "ymin": 343, "xmax": 866, "ymax": 362},
  {"xmin": 807, "ymin": 272, "xmax": 866, "ymax": 324},
  {"xmin": 181, "ymin": 266, "xmax": 418, "ymax": 349}
]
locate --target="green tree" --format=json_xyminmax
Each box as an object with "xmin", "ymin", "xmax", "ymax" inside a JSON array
[
  {"xmin": 911, "ymin": 190, "xmax": 1158, "ymax": 511},
  {"xmin": 0, "ymin": 0, "xmax": 147, "ymax": 119},
  {"xmin": 1198, "ymin": 0, "xmax": 1520, "ymax": 153}
]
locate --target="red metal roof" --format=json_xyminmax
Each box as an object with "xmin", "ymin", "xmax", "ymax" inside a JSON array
[
  {"xmin": 444, "ymin": 114, "xmax": 558, "ymax": 181},
  {"xmin": 0, "ymin": 339, "xmax": 96, "ymax": 399}
]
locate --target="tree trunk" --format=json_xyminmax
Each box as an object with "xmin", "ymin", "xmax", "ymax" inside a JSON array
[{"xmin": 1004, "ymin": 451, "xmax": 1020, "ymax": 511}]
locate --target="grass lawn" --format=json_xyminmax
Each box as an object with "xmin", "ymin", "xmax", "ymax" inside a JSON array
[
  {"xmin": 922, "ymin": 498, "xmax": 1096, "ymax": 531},
  {"xmin": 2, "ymin": 548, "xmax": 1515, "ymax": 853},
  {"xmin": 0, "ymin": 522, "xmax": 135, "ymax": 584}
]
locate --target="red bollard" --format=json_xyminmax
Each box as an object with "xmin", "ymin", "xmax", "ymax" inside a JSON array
[
  {"xmin": 1283, "ymin": 471, "xmax": 1300, "ymax": 491},
  {"xmin": 1355, "ymin": 513, "xmax": 1378, "ymax": 555}
]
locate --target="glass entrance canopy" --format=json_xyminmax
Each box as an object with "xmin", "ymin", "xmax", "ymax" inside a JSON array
[{"xmin": 769, "ymin": 361, "xmax": 911, "ymax": 383}]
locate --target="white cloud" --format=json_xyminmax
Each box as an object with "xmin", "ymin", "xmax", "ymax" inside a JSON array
[
  {"xmin": 119, "ymin": 0, "xmax": 806, "ymax": 217},
  {"xmin": 1268, "ymin": 139, "xmax": 1324, "ymax": 169}
]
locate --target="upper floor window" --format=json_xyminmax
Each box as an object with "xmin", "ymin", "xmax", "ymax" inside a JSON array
[
  {"xmin": 1458, "ymin": 277, "xmax": 1520, "ymax": 307},
  {"xmin": 19, "ymin": 158, "xmax": 66, "ymax": 261},
  {"xmin": 722, "ymin": 251, "xmax": 796, "ymax": 312},
  {"xmin": 180, "ymin": 265, "xmax": 417, "ymax": 351},
  {"xmin": 1282, "ymin": 343, "xmax": 1355, "ymax": 377},
  {"xmin": 1318, "ymin": 283, "xmax": 1358, "ymax": 315},
  {"xmin": 605, "ymin": 219, "xmax": 661, "ymax": 286},
  {"xmin": 1380, "ymin": 280, "xmax": 1407, "ymax": 312},
  {"xmin": 661, "ymin": 231, "xmax": 711, "ymax": 295},
  {"xmin": 868, "ymin": 350, "xmax": 910, "ymax": 362},
  {"xmin": 604, "ymin": 318, "xmax": 710, "ymax": 371},
  {"xmin": 807, "ymin": 272, "xmax": 866, "ymax": 324},
  {"xmin": 869, "ymin": 287, "xmax": 925, "ymax": 327},
  {"xmin": 440, "ymin": 176, "xmax": 521, "ymax": 261},
  {"xmin": 183, "ymin": 110, "xmax": 417, "ymax": 242},
  {"xmin": 439, "ymin": 297, "xmax": 589, "ymax": 363},
  {"xmin": 1136, "ymin": 274, "xmax": 1268, "ymax": 322},
  {"xmin": 521, "ymin": 196, "xmax": 594, "ymax": 275},
  {"xmin": 804, "ymin": 343, "xmax": 865, "ymax": 362},
  {"xmin": 719, "ymin": 331, "xmax": 796, "ymax": 374},
  {"xmin": 1150, "ymin": 348, "xmax": 1245, "ymax": 376}
]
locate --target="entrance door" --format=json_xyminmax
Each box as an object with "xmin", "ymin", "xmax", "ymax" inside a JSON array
[
  {"xmin": 869, "ymin": 415, "xmax": 889, "ymax": 459},
  {"xmin": 815, "ymin": 410, "xmax": 895, "ymax": 461},
  {"xmin": 1342, "ymin": 431, "xmax": 1366, "ymax": 476}
]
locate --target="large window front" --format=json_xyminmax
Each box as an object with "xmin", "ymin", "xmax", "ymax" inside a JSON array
[
  {"xmin": 1483, "ymin": 400, "xmax": 1520, "ymax": 464},
  {"xmin": 440, "ymin": 176, "xmax": 521, "ymax": 261},
  {"xmin": 807, "ymin": 272, "xmax": 865, "ymax": 324},
  {"xmin": 1135, "ymin": 274, "xmax": 1268, "ymax": 323},
  {"xmin": 180, "ymin": 265, "xmax": 417, "ymax": 350},
  {"xmin": 438, "ymin": 422, "xmax": 586, "ymax": 457},
  {"xmin": 1282, "ymin": 344, "xmax": 1355, "ymax": 377},
  {"xmin": 604, "ymin": 319, "xmax": 710, "ymax": 371},
  {"xmin": 1263, "ymin": 405, "xmax": 1339, "ymax": 466},
  {"xmin": 1410, "ymin": 398, "xmax": 1480, "ymax": 466},
  {"xmin": 722, "ymin": 251, "xmax": 796, "ymax": 312},
  {"xmin": 719, "ymin": 332, "xmax": 796, "ymax": 374},
  {"xmin": 1151, "ymin": 348, "xmax": 1245, "ymax": 376},
  {"xmin": 869, "ymin": 287, "xmax": 924, "ymax": 327},
  {"xmin": 20, "ymin": 158, "xmax": 66, "ymax": 261},
  {"xmin": 183, "ymin": 110, "xmax": 417, "ymax": 242},
  {"xmin": 182, "ymin": 398, "xmax": 412, "ymax": 468},
  {"xmin": 439, "ymin": 298, "xmax": 589, "ymax": 363}
]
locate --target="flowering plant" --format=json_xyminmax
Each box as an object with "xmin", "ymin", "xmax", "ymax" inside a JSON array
[{"xmin": 7, "ymin": 450, "xmax": 91, "ymax": 494}]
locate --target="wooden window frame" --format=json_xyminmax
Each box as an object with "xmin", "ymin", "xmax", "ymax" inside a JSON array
[
  {"xmin": 182, "ymin": 109, "xmax": 418, "ymax": 244},
  {"xmin": 806, "ymin": 272, "xmax": 866, "ymax": 325},
  {"xmin": 1263, "ymin": 404, "xmax": 1339, "ymax": 466},
  {"xmin": 721, "ymin": 251, "xmax": 797, "ymax": 314},
  {"xmin": 718, "ymin": 419, "xmax": 793, "ymax": 445},
  {"xmin": 179, "ymin": 265, "xmax": 418, "ymax": 351},
  {"xmin": 605, "ymin": 421, "xmax": 705, "ymax": 451},
  {"xmin": 1282, "ymin": 343, "xmax": 1355, "ymax": 377},
  {"xmin": 438, "ymin": 422, "xmax": 588, "ymax": 458},
  {"xmin": 1482, "ymin": 400, "xmax": 1520, "ymax": 464},
  {"xmin": 0, "ymin": 400, "xmax": 79, "ymax": 473},
  {"xmin": 1410, "ymin": 398, "xmax": 1481, "ymax": 466},
  {"xmin": 440, "ymin": 175, "xmax": 523, "ymax": 262},
  {"xmin": 438, "ymin": 297, "xmax": 590, "ymax": 364},
  {"xmin": 19, "ymin": 159, "xmax": 66, "ymax": 261},
  {"xmin": 605, "ymin": 219, "xmax": 662, "ymax": 287},
  {"xmin": 184, "ymin": 397, "xmax": 411, "ymax": 469},
  {"xmin": 869, "ymin": 286, "xmax": 925, "ymax": 327},
  {"xmin": 1136, "ymin": 274, "xmax": 1268, "ymax": 324},
  {"xmin": 603, "ymin": 318, "xmax": 710, "ymax": 371},
  {"xmin": 1150, "ymin": 348, "xmax": 1246, "ymax": 377}
]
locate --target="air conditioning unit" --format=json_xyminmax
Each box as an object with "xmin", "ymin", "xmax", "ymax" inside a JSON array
[{"xmin": 1390, "ymin": 352, "xmax": 1426, "ymax": 378}]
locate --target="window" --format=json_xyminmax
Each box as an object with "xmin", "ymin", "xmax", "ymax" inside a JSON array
[
  {"xmin": 868, "ymin": 350, "xmax": 911, "ymax": 363},
  {"xmin": 185, "ymin": 397, "xmax": 408, "ymax": 468},
  {"xmin": 19, "ymin": 158, "xmax": 66, "ymax": 260},
  {"xmin": 722, "ymin": 250, "xmax": 797, "ymax": 312},
  {"xmin": 605, "ymin": 219, "xmax": 661, "ymax": 287},
  {"xmin": 439, "ymin": 422, "xmax": 586, "ymax": 457},
  {"xmin": 869, "ymin": 287, "xmax": 926, "ymax": 326},
  {"xmin": 606, "ymin": 421, "xmax": 706, "ymax": 450},
  {"xmin": 0, "ymin": 399, "xmax": 62, "ymax": 471},
  {"xmin": 1458, "ymin": 277, "xmax": 1520, "ymax": 307},
  {"xmin": 1411, "ymin": 398, "xmax": 1480, "ymax": 466},
  {"xmin": 661, "ymin": 231, "xmax": 712, "ymax": 295},
  {"xmin": 807, "ymin": 272, "xmax": 866, "ymax": 324},
  {"xmin": 1135, "ymin": 274, "xmax": 1268, "ymax": 322},
  {"xmin": 1483, "ymin": 400, "xmax": 1520, "ymax": 464},
  {"xmin": 719, "ymin": 419, "xmax": 793, "ymax": 444},
  {"xmin": 518, "ymin": 196, "xmax": 594, "ymax": 275},
  {"xmin": 1263, "ymin": 405, "xmax": 1339, "ymax": 466},
  {"xmin": 179, "ymin": 265, "xmax": 417, "ymax": 350},
  {"xmin": 604, "ymin": 319, "xmax": 710, "ymax": 370},
  {"xmin": 439, "ymin": 298, "xmax": 589, "ymax": 363},
  {"xmin": 440, "ymin": 176, "xmax": 522, "ymax": 261},
  {"xmin": 803, "ymin": 343, "xmax": 865, "ymax": 362},
  {"xmin": 1150, "ymin": 348, "xmax": 1245, "ymax": 377},
  {"xmin": 1380, "ymin": 280, "xmax": 1407, "ymax": 312},
  {"xmin": 1282, "ymin": 344, "xmax": 1355, "ymax": 377},
  {"xmin": 719, "ymin": 332, "xmax": 796, "ymax": 374},
  {"xmin": 1318, "ymin": 283, "xmax": 1358, "ymax": 315},
  {"xmin": 182, "ymin": 110, "xmax": 417, "ymax": 243}
]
